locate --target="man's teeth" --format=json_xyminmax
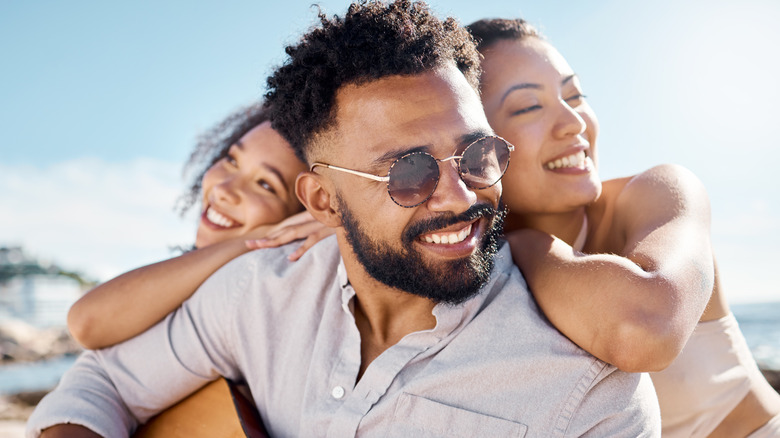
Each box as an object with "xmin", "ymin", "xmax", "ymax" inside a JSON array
[
  {"xmin": 546, "ymin": 151, "xmax": 588, "ymax": 170},
  {"xmin": 206, "ymin": 207, "xmax": 235, "ymax": 228},
  {"xmin": 422, "ymin": 224, "xmax": 472, "ymax": 244}
]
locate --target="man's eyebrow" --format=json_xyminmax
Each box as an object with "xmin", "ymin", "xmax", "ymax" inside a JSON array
[
  {"xmin": 459, "ymin": 130, "xmax": 493, "ymax": 148},
  {"xmin": 371, "ymin": 130, "xmax": 494, "ymax": 168},
  {"xmin": 372, "ymin": 145, "xmax": 430, "ymax": 168},
  {"xmin": 501, "ymin": 82, "xmax": 542, "ymax": 105}
]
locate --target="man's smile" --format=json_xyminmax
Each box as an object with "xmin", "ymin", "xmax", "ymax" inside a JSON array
[{"xmin": 419, "ymin": 222, "xmax": 473, "ymax": 244}]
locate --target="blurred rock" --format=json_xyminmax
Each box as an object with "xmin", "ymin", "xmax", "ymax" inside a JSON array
[
  {"xmin": 0, "ymin": 391, "xmax": 46, "ymax": 421},
  {"xmin": 0, "ymin": 320, "xmax": 81, "ymax": 364},
  {"xmin": 761, "ymin": 367, "xmax": 780, "ymax": 393}
]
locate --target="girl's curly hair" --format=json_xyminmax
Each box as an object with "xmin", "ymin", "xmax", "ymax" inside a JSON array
[
  {"xmin": 264, "ymin": 0, "xmax": 481, "ymax": 163},
  {"xmin": 176, "ymin": 102, "xmax": 270, "ymax": 216}
]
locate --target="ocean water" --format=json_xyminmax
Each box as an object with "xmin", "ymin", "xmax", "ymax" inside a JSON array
[
  {"xmin": 1, "ymin": 279, "xmax": 779, "ymax": 395},
  {"xmin": 732, "ymin": 301, "xmax": 780, "ymax": 370}
]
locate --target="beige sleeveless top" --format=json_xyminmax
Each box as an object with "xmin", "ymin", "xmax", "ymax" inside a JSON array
[{"xmin": 650, "ymin": 313, "xmax": 761, "ymax": 437}]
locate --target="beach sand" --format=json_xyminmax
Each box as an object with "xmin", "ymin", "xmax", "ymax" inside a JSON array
[{"xmin": 0, "ymin": 421, "xmax": 25, "ymax": 438}]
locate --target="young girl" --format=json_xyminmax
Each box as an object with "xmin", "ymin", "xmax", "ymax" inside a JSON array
[
  {"xmin": 68, "ymin": 102, "xmax": 332, "ymax": 349},
  {"xmin": 468, "ymin": 18, "xmax": 780, "ymax": 437}
]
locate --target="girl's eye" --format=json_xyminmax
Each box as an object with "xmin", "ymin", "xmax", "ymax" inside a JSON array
[
  {"xmin": 565, "ymin": 94, "xmax": 587, "ymax": 107},
  {"xmin": 258, "ymin": 179, "xmax": 277, "ymax": 194},
  {"xmin": 225, "ymin": 156, "xmax": 238, "ymax": 167},
  {"xmin": 512, "ymin": 104, "xmax": 542, "ymax": 116}
]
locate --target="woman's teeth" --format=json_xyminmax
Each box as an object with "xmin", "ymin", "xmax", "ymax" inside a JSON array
[
  {"xmin": 206, "ymin": 207, "xmax": 235, "ymax": 228},
  {"xmin": 546, "ymin": 151, "xmax": 588, "ymax": 170},
  {"xmin": 421, "ymin": 224, "xmax": 472, "ymax": 244}
]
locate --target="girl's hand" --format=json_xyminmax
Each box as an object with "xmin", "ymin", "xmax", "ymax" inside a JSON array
[{"xmin": 245, "ymin": 211, "xmax": 335, "ymax": 261}]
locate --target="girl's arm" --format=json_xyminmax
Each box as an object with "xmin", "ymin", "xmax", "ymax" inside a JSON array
[
  {"xmin": 507, "ymin": 164, "xmax": 714, "ymax": 372},
  {"xmin": 68, "ymin": 211, "xmax": 333, "ymax": 349},
  {"xmin": 67, "ymin": 234, "xmax": 256, "ymax": 349}
]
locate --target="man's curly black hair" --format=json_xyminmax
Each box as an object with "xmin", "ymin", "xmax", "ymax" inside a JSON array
[{"xmin": 264, "ymin": 0, "xmax": 480, "ymax": 163}]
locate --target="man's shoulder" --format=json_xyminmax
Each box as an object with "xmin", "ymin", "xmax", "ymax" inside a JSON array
[
  {"xmin": 192, "ymin": 235, "xmax": 342, "ymax": 308},
  {"xmin": 223, "ymin": 235, "xmax": 341, "ymax": 280}
]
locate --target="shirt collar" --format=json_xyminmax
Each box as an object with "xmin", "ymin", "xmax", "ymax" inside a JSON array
[{"xmin": 336, "ymin": 240, "xmax": 513, "ymax": 339}]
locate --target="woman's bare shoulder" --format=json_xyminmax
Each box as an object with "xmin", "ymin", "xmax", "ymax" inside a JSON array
[
  {"xmin": 613, "ymin": 164, "xmax": 710, "ymax": 233},
  {"xmin": 588, "ymin": 165, "xmax": 709, "ymax": 249}
]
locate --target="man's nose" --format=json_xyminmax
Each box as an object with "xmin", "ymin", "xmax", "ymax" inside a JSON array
[{"xmin": 424, "ymin": 160, "xmax": 477, "ymax": 213}]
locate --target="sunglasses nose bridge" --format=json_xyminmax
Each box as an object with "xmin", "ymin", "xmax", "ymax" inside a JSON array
[
  {"xmin": 435, "ymin": 154, "xmax": 470, "ymax": 192},
  {"xmin": 436, "ymin": 154, "xmax": 463, "ymax": 177}
]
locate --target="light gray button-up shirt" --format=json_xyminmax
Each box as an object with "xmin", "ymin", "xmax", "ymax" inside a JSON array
[{"xmin": 28, "ymin": 237, "xmax": 660, "ymax": 437}]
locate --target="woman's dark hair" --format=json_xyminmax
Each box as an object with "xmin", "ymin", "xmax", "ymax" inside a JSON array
[
  {"xmin": 176, "ymin": 102, "xmax": 270, "ymax": 216},
  {"xmin": 264, "ymin": 0, "xmax": 481, "ymax": 163},
  {"xmin": 466, "ymin": 18, "xmax": 540, "ymax": 51}
]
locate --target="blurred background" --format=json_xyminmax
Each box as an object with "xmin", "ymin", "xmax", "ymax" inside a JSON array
[{"xmin": 1, "ymin": 0, "xmax": 778, "ymax": 429}]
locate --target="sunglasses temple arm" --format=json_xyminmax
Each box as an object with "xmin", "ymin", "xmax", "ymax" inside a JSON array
[{"xmin": 311, "ymin": 163, "xmax": 389, "ymax": 182}]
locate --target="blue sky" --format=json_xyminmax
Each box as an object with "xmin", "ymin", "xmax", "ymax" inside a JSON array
[{"xmin": 1, "ymin": 0, "xmax": 778, "ymax": 303}]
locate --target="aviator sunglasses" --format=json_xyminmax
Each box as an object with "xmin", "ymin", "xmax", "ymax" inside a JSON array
[{"xmin": 310, "ymin": 135, "xmax": 514, "ymax": 208}]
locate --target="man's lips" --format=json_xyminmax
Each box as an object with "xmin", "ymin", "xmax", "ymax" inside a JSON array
[{"xmin": 419, "ymin": 223, "xmax": 473, "ymax": 245}]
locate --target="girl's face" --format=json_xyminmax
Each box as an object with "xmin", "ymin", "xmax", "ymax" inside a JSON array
[
  {"xmin": 195, "ymin": 121, "xmax": 307, "ymax": 248},
  {"xmin": 480, "ymin": 37, "xmax": 601, "ymax": 216}
]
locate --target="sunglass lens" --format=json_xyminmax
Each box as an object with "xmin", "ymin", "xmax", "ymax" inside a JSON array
[
  {"xmin": 388, "ymin": 153, "xmax": 439, "ymax": 207},
  {"xmin": 461, "ymin": 137, "xmax": 510, "ymax": 189}
]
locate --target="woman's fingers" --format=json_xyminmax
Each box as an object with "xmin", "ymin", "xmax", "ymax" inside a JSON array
[
  {"xmin": 245, "ymin": 219, "xmax": 335, "ymax": 256},
  {"xmin": 287, "ymin": 228, "xmax": 336, "ymax": 261}
]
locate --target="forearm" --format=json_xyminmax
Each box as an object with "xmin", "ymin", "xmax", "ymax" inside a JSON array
[
  {"xmin": 26, "ymin": 351, "xmax": 139, "ymax": 438},
  {"xmin": 509, "ymin": 229, "xmax": 708, "ymax": 372},
  {"xmin": 40, "ymin": 424, "xmax": 102, "ymax": 438},
  {"xmin": 68, "ymin": 237, "xmax": 251, "ymax": 349}
]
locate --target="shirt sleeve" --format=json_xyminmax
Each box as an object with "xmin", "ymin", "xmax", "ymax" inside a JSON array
[
  {"xmin": 26, "ymin": 255, "xmax": 248, "ymax": 438},
  {"xmin": 565, "ymin": 366, "xmax": 661, "ymax": 437}
]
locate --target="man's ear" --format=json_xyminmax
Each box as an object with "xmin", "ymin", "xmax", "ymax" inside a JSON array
[{"xmin": 296, "ymin": 171, "xmax": 342, "ymax": 228}]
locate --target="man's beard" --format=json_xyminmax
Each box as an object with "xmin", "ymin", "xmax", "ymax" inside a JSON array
[{"xmin": 338, "ymin": 195, "xmax": 506, "ymax": 305}]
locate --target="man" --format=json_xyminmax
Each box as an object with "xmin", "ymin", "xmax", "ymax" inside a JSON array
[{"xmin": 28, "ymin": 1, "xmax": 660, "ymax": 436}]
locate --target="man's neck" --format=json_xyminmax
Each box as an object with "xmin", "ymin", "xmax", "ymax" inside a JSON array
[{"xmin": 337, "ymin": 235, "xmax": 437, "ymax": 379}]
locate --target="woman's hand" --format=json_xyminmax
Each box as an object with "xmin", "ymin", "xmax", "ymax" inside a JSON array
[{"xmin": 245, "ymin": 211, "xmax": 335, "ymax": 261}]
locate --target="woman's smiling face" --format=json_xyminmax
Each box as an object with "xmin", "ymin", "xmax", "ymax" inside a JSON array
[
  {"xmin": 479, "ymin": 37, "xmax": 601, "ymax": 215},
  {"xmin": 195, "ymin": 121, "xmax": 306, "ymax": 248}
]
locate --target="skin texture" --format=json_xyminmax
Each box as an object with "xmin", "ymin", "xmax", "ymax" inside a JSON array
[
  {"xmin": 480, "ymin": 36, "xmax": 780, "ymax": 435},
  {"xmin": 296, "ymin": 64, "xmax": 501, "ymax": 379},
  {"xmin": 67, "ymin": 122, "xmax": 316, "ymax": 350},
  {"xmin": 195, "ymin": 121, "xmax": 306, "ymax": 248},
  {"xmin": 481, "ymin": 36, "xmax": 714, "ymax": 372}
]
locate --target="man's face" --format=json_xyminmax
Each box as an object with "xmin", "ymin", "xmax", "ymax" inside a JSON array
[{"xmin": 317, "ymin": 64, "xmax": 504, "ymax": 304}]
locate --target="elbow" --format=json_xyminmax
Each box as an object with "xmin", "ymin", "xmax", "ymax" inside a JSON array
[
  {"xmin": 604, "ymin": 312, "xmax": 686, "ymax": 373},
  {"xmin": 67, "ymin": 304, "xmax": 103, "ymax": 350}
]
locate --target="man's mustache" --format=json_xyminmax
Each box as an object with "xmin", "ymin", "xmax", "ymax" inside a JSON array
[{"xmin": 403, "ymin": 203, "xmax": 499, "ymax": 244}]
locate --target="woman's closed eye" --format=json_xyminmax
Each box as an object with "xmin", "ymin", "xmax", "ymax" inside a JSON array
[
  {"xmin": 564, "ymin": 93, "xmax": 587, "ymax": 107},
  {"xmin": 512, "ymin": 104, "xmax": 542, "ymax": 116}
]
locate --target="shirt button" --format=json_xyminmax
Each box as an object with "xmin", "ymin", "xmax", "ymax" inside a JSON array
[{"xmin": 331, "ymin": 386, "xmax": 345, "ymax": 399}]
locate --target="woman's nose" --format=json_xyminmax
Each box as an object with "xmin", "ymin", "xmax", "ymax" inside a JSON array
[
  {"xmin": 213, "ymin": 177, "xmax": 242, "ymax": 205},
  {"xmin": 553, "ymin": 99, "xmax": 587, "ymax": 139}
]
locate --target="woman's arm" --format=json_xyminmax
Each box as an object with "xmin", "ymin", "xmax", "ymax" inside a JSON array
[
  {"xmin": 40, "ymin": 425, "xmax": 101, "ymax": 438},
  {"xmin": 67, "ymin": 234, "xmax": 255, "ymax": 349},
  {"xmin": 68, "ymin": 211, "xmax": 333, "ymax": 349},
  {"xmin": 507, "ymin": 164, "xmax": 714, "ymax": 372}
]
